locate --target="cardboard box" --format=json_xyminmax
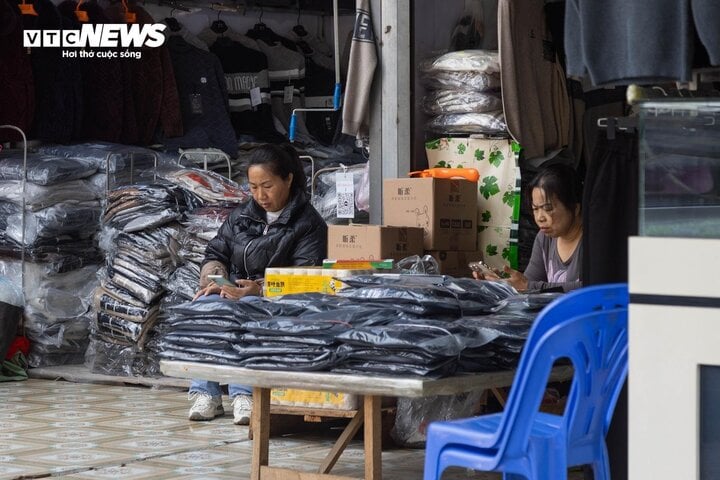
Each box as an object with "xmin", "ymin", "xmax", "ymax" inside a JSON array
[
  {"xmin": 270, "ymin": 388, "xmax": 358, "ymax": 410},
  {"xmin": 327, "ymin": 224, "xmax": 424, "ymax": 261},
  {"xmin": 383, "ymin": 178, "xmax": 477, "ymax": 251},
  {"xmin": 323, "ymin": 259, "xmax": 395, "ymax": 270},
  {"xmin": 426, "ymin": 250, "xmax": 483, "ymax": 278},
  {"xmin": 264, "ymin": 267, "xmax": 371, "ymax": 297}
]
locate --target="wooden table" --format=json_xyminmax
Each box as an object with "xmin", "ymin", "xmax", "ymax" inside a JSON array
[{"xmin": 161, "ymin": 360, "xmax": 573, "ymax": 480}]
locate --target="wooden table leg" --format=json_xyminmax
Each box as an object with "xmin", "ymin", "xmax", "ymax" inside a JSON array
[
  {"xmin": 251, "ymin": 387, "xmax": 271, "ymax": 480},
  {"xmin": 319, "ymin": 405, "xmax": 364, "ymax": 474},
  {"xmin": 363, "ymin": 396, "xmax": 382, "ymax": 480}
]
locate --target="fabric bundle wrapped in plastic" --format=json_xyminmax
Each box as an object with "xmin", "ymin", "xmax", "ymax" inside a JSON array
[
  {"xmin": 422, "ymin": 89, "xmax": 503, "ymax": 116},
  {"xmin": 0, "ymin": 152, "xmax": 98, "ymax": 185},
  {"xmin": 419, "ymin": 49, "xmax": 508, "ymax": 137},
  {"xmin": 159, "ymin": 167, "xmax": 249, "ymax": 205},
  {"xmin": 37, "ymin": 142, "xmax": 163, "ymax": 189},
  {"xmin": 103, "ymin": 184, "xmax": 201, "ymax": 233},
  {"xmin": 426, "ymin": 111, "xmax": 507, "ymax": 135},
  {"xmin": 22, "ymin": 264, "xmax": 100, "ymax": 367},
  {"xmin": 419, "ymin": 50, "xmax": 501, "ymax": 92}
]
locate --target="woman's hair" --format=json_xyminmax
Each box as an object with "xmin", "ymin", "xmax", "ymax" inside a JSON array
[
  {"xmin": 527, "ymin": 163, "xmax": 583, "ymax": 214},
  {"xmin": 248, "ymin": 143, "xmax": 307, "ymax": 195}
]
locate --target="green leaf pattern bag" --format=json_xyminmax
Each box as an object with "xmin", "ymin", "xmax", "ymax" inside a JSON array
[{"xmin": 426, "ymin": 137, "xmax": 520, "ymax": 270}]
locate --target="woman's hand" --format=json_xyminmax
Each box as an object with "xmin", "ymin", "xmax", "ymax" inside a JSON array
[
  {"xmin": 473, "ymin": 266, "xmax": 529, "ymax": 292},
  {"xmin": 217, "ymin": 279, "xmax": 262, "ymax": 300},
  {"xmin": 500, "ymin": 266, "xmax": 529, "ymax": 292},
  {"xmin": 193, "ymin": 283, "xmax": 222, "ymax": 300}
]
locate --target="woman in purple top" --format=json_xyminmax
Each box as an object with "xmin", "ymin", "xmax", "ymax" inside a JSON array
[{"xmin": 476, "ymin": 164, "xmax": 583, "ymax": 292}]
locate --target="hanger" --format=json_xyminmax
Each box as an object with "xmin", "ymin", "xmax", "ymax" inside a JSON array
[
  {"xmin": 19, "ymin": 0, "xmax": 38, "ymax": 16},
  {"xmin": 165, "ymin": 8, "xmax": 182, "ymax": 32},
  {"xmin": 75, "ymin": 0, "xmax": 88, "ymax": 21},
  {"xmin": 210, "ymin": 8, "xmax": 228, "ymax": 35},
  {"xmin": 254, "ymin": 5, "xmax": 266, "ymax": 30},
  {"xmin": 292, "ymin": 5, "xmax": 307, "ymax": 37},
  {"xmin": 248, "ymin": 5, "xmax": 281, "ymax": 46}
]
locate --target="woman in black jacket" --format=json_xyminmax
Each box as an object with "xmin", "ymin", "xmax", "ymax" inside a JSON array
[{"xmin": 188, "ymin": 143, "xmax": 327, "ymax": 425}]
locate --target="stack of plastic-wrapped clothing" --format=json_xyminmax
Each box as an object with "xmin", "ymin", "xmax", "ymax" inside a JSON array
[
  {"xmin": 86, "ymin": 184, "xmax": 201, "ymax": 376},
  {"xmin": 38, "ymin": 142, "xmax": 163, "ymax": 190},
  {"xmin": 153, "ymin": 166, "xmax": 246, "ymax": 306},
  {"xmin": 0, "ymin": 151, "xmax": 104, "ymax": 366},
  {"xmin": 159, "ymin": 275, "xmax": 551, "ymax": 378},
  {"xmin": 419, "ymin": 50, "xmax": 507, "ymax": 136}
]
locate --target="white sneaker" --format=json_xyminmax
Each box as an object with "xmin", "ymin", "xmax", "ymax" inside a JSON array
[
  {"xmin": 188, "ymin": 393, "xmax": 224, "ymax": 421},
  {"xmin": 231, "ymin": 395, "xmax": 252, "ymax": 425}
]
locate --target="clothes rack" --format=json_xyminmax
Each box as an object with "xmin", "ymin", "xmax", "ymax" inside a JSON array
[{"xmin": 0, "ymin": 125, "xmax": 28, "ymax": 334}]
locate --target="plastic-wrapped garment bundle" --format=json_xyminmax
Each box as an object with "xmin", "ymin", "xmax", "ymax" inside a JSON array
[
  {"xmin": 157, "ymin": 347, "xmax": 248, "ymax": 366},
  {"xmin": 333, "ymin": 357, "xmax": 457, "ymax": 378},
  {"xmin": 421, "ymin": 70, "xmax": 501, "ymax": 92},
  {"xmin": 336, "ymin": 318, "xmax": 497, "ymax": 357},
  {"xmin": 178, "ymin": 207, "xmax": 233, "ymax": 263},
  {"xmin": 246, "ymin": 307, "xmax": 401, "ymax": 334},
  {"xmin": 113, "ymin": 250, "xmax": 176, "ymax": 280},
  {"xmin": 95, "ymin": 311, "xmax": 158, "ymax": 346},
  {"xmin": 426, "ymin": 112, "xmax": 507, "ymax": 135},
  {"xmin": 233, "ymin": 342, "xmax": 331, "ymax": 357},
  {"xmin": 5, "ymin": 203, "xmax": 102, "ymax": 245},
  {"xmin": 419, "ymin": 50, "xmax": 500, "ymax": 75},
  {"xmin": 0, "ymin": 179, "xmax": 102, "ymax": 211},
  {"xmin": 24, "ymin": 264, "xmax": 99, "ymax": 319},
  {"xmin": 106, "ymin": 265, "xmax": 165, "ymax": 305},
  {"xmin": 241, "ymin": 293, "xmax": 356, "ymax": 317},
  {"xmin": 95, "ymin": 291, "xmax": 159, "ymax": 324},
  {"xmin": 112, "ymin": 226, "xmax": 182, "ymax": 265},
  {"xmin": 456, "ymin": 310, "xmax": 536, "ymax": 372},
  {"xmin": 391, "ymin": 391, "xmax": 485, "ymax": 448},
  {"xmin": 37, "ymin": 142, "xmax": 162, "ymax": 174},
  {"xmin": 168, "ymin": 298, "xmax": 275, "ymax": 322},
  {"xmin": 0, "ymin": 237, "xmax": 101, "ymax": 264},
  {"xmin": 84, "ymin": 336, "xmax": 148, "ymax": 376},
  {"xmin": 336, "ymin": 284, "xmax": 464, "ymax": 317},
  {"xmin": 336, "ymin": 343, "xmax": 448, "ymax": 366},
  {"xmin": 98, "ymin": 282, "xmax": 150, "ymax": 309},
  {"xmin": 422, "ymin": 90, "xmax": 503, "ymax": 115},
  {"xmin": 0, "ymin": 202, "xmax": 19, "ymax": 231},
  {"xmin": 0, "ymin": 152, "xmax": 98, "ymax": 185},
  {"xmin": 165, "ymin": 263, "xmax": 200, "ymax": 302},
  {"xmin": 103, "ymin": 184, "xmax": 200, "ymax": 232},
  {"xmin": 163, "ymin": 331, "xmax": 245, "ymax": 346},
  {"xmin": 239, "ymin": 350, "xmax": 337, "ymax": 371},
  {"xmin": 241, "ymin": 332, "xmax": 337, "ymax": 347},
  {"xmin": 338, "ymin": 276, "xmax": 515, "ymax": 316},
  {"xmin": 159, "ymin": 167, "xmax": 249, "ymax": 204},
  {"xmin": 24, "ymin": 312, "xmax": 92, "ymax": 367}
]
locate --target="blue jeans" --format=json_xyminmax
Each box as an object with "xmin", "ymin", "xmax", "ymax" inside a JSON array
[
  {"xmin": 189, "ymin": 379, "xmax": 251, "ymax": 399},
  {"xmin": 188, "ymin": 293, "xmax": 257, "ymax": 399}
]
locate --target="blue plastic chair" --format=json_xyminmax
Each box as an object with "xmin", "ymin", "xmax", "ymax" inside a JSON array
[{"xmin": 423, "ymin": 283, "xmax": 629, "ymax": 480}]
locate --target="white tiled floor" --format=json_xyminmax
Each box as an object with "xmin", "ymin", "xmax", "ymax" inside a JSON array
[{"xmin": 0, "ymin": 378, "xmax": 585, "ymax": 479}]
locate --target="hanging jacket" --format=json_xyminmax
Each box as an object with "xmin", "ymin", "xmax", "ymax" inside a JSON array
[
  {"xmin": 341, "ymin": 0, "xmax": 377, "ymax": 138},
  {"xmin": 202, "ymin": 191, "xmax": 327, "ymax": 282},
  {"xmin": 23, "ymin": 0, "xmax": 82, "ymax": 143},
  {"xmin": 0, "ymin": 0, "xmax": 34, "ymax": 142},
  {"xmin": 163, "ymin": 36, "xmax": 237, "ymax": 156}
]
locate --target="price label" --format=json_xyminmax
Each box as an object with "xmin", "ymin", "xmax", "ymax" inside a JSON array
[
  {"xmin": 335, "ymin": 171, "xmax": 355, "ymax": 219},
  {"xmin": 250, "ymin": 87, "xmax": 262, "ymax": 107},
  {"xmin": 283, "ymin": 85, "xmax": 294, "ymax": 104}
]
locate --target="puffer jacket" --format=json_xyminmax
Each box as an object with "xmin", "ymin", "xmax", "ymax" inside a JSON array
[{"xmin": 201, "ymin": 191, "xmax": 327, "ymax": 282}]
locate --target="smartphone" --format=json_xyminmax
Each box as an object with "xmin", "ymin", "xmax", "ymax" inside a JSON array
[
  {"xmin": 207, "ymin": 275, "xmax": 234, "ymax": 287},
  {"xmin": 468, "ymin": 261, "xmax": 495, "ymax": 276}
]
